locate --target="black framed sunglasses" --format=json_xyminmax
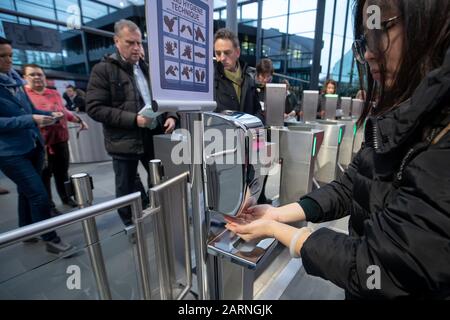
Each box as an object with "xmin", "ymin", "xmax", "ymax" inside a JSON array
[{"xmin": 352, "ymin": 15, "xmax": 401, "ymax": 64}]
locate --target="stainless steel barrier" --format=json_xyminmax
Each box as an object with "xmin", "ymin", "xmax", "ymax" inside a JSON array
[
  {"xmin": 340, "ymin": 97, "xmax": 352, "ymax": 118},
  {"xmin": 67, "ymin": 173, "xmax": 111, "ymax": 300},
  {"xmin": 302, "ymin": 90, "xmax": 319, "ymax": 122},
  {"xmin": 144, "ymin": 170, "xmax": 192, "ymax": 300},
  {"xmin": 0, "ymin": 191, "xmax": 153, "ymax": 300},
  {"xmin": 270, "ymin": 126, "xmax": 324, "ymax": 205},
  {"xmin": 324, "ymin": 95, "xmax": 339, "ymax": 120},
  {"xmin": 67, "ymin": 113, "xmax": 111, "ymax": 164},
  {"xmin": 286, "ymin": 121, "xmax": 346, "ymax": 184}
]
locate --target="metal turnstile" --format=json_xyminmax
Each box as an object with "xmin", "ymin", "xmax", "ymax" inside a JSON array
[
  {"xmin": 286, "ymin": 120, "xmax": 346, "ymax": 184},
  {"xmin": 302, "ymin": 90, "xmax": 319, "ymax": 122},
  {"xmin": 323, "ymin": 94, "xmax": 339, "ymax": 120},
  {"xmin": 202, "ymin": 111, "xmax": 279, "ymax": 300},
  {"xmin": 269, "ymin": 126, "xmax": 324, "ymax": 205},
  {"xmin": 340, "ymin": 97, "xmax": 352, "ymax": 118},
  {"xmin": 317, "ymin": 118, "xmax": 357, "ymax": 172},
  {"xmin": 351, "ymin": 99, "xmax": 365, "ymax": 157}
]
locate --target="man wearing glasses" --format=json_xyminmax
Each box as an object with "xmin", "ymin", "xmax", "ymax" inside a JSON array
[
  {"xmin": 213, "ymin": 28, "xmax": 263, "ymax": 121},
  {"xmin": 86, "ymin": 20, "xmax": 178, "ymax": 227}
]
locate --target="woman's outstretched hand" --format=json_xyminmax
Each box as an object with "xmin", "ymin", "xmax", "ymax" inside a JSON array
[
  {"xmin": 225, "ymin": 218, "xmax": 275, "ymax": 242},
  {"xmin": 230, "ymin": 204, "xmax": 280, "ymax": 224}
]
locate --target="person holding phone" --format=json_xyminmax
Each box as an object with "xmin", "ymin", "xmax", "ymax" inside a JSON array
[
  {"xmin": 0, "ymin": 37, "xmax": 73, "ymax": 254},
  {"xmin": 23, "ymin": 64, "xmax": 88, "ymax": 212}
]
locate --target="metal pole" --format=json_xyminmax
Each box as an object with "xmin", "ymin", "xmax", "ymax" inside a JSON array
[
  {"xmin": 149, "ymin": 160, "xmax": 163, "ymax": 186},
  {"xmin": 149, "ymin": 160, "xmax": 172, "ymax": 300},
  {"xmin": 326, "ymin": 0, "xmax": 338, "ymax": 80},
  {"xmin": 284, "ymin": 0, "xmax": 291, "ymax": 75},
  {"xmin": 310, "ymin": 0, "xmax": 326, "ymax": 90},
  {"xmin": 70, "ymin": 173, "xmax": 112, "ymax": 300},
  {"xmin": 131, "ymin": 193, "xmax": 153, "ymax": 300},
  {"xmin": 338, "ymin": 0, "xmax": 351, "ymax": 84},
  {"xmin": 77, "ymin": 0, "xmax": 91, "ymax": 74},
  {"xmin": 226, "ymin": 0, "xmax": 238, "ymax": 35},
  {"xmin": 256, "ymin": 0, "xmax": 263, "ymax": 61},
  {"xmin": 181, "ymin": 113, "xmax": 211, "ymax": 300}
]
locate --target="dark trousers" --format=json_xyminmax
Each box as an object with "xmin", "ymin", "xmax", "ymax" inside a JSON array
[
  {"xmin": 0, "ymin": 145, "xmax": 57, "ymax": 241},
  {"xmin": 42, "ymin": 141, "xmax": 71, "ymax": 206},
  {"xmin": 112, "ymin": 157, "xmax": 151, "ymax": 226}
]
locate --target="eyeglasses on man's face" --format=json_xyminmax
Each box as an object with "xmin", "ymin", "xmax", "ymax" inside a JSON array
[{"xmin": 352, "ymin": 15, "xmax": 401, "ymax": 64}]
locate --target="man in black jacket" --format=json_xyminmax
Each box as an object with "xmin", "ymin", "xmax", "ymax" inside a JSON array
[
  {"xmin": 213, "ymin": 28, "xmax": 263, "ymax": 121},
  {"xmin": 86, "ymin": 19, "xmax": 177, "ymax": 226},
  {"xmin": 63, "ymin": 85, "xmax": 86, "ymax": 112}
]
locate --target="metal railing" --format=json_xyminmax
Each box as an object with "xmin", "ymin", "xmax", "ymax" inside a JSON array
[
  {"xmin": 0, "ymin": 167, "xmax": 194, "ymax": 300},
  {"xmin": 0, "ymin": 192, "xmax": 151, "ymax": 299},
  {"xmin": 143, "ymin": 170, "xmax": 192, "ymax": 300}
]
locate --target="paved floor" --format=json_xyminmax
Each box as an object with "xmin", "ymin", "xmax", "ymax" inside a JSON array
[{"xmin": 0, "ymin": 160, "xmax": 346, "ymax": 300}]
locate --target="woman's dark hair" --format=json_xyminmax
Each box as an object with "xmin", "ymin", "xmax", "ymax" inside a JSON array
[
  {"xmin": 321, "ymin": 79, "xmax": 337, "ymax": 94},
  {"xmin": 354, "ymin": 0, "xmax": 450, "ymax": 126},
  {"xmin": 256, "ymin": 58, "xmax": 274, "ymax": 76}
]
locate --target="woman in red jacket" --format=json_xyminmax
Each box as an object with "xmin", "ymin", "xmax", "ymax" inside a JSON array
[{"xmin": 24, "ymin": 64, "xmax": 88, "ymax": 212}]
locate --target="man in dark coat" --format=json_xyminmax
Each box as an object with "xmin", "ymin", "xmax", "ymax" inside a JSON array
[
  {"xmin": 63, "ymin": 85, "xmax": 86, "ymax": 112},
  {"xmin": 86, "ymin": 20, "xmax": 177, "ymax": 226},
  {"xmin": 213, "ymin": 28, "xmax": 263, "ymax": 122}
]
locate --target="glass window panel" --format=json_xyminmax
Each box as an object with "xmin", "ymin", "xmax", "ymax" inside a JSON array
[
  {"xmin": 214, "ymin": 0, "xmax": 227, "ymax": 9},
  {"xmin": 55, "ymin": 0, "xmax": 79, "ymax": 23},
  {"xmin": 262, "ymin": 35, "xmax": 284, "ymax": 56},
  {"xmin": 340, "ymin": 13, "xmax": 356, "ymax": 84},
  {"xmin": 262, "ymin": 16, "xmax": 287, "ymax": 34},
  {"xmin": 0, "ymin": 13, "xmax": 18, "ymax": 24},
  {"xmin": 15, "ymin": 0, "xmax": 56, "ymax": 20},
  {"xmin": 242, "ymin": 20, "xmax": 257, "ymax": 28},
  {"xmin": 328, "ymin": 35, "xmax": 344, "ymax": 79},
  {"xmin": 81, "ymin": 0, "xmax": 108, "ymax": 23},
  {"xmin": 56, "ymin": 11, "xmax": 72, "ymax": 25},
  {"xmin": 262, "ymin": 0, "xmax": 288, "ymax": 19},
  {"xmin": 31, "ymin": 19, "xmax": 57, "ymax": 29},
  {"xmin": 241, "ymin": 2, "xmax": 258, "ymax": 22},
  {"xmin": 18, "ymin": 17, "xmax": 31, "ymax": 25},
  {"xmin": 323, "ymin": 0, "xmax": 335, "ymax": 35},
  {"xmin": 333, "ymin": 0, "xmax": 348, "ymax": 37},
  {"xmin": 288, "ymin": 11, "xmax": 316, "ymax": 35},
  {"xmin": 95, "ymin": 0, "xmax": 142, "ymax": 8},
  {"xmin": 1, "ymin": 0, "xmax": 15, "ymax": 10},
  {"xmin": 290, "ymin": 0, "xmax": 317, "ymax": 13},
  {"xmin": 292, "ymin": 31, "xmax": 315, "ymax": 40},
  {"xmin": 319, "ymin": 33, "xmax": 331, "ymax": 81}
]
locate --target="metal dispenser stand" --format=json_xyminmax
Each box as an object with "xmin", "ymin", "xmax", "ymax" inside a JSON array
[{"xmin": 66, "ymin": 173, "xmax": 112, "ymax": 300}]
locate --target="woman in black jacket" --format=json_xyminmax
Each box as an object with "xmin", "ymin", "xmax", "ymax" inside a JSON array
[{"xmin": 226, "ymin": 0, "xmax": 450, "ymax": 299}]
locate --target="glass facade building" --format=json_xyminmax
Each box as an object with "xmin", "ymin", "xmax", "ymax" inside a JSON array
[{"xmin": 0, "ymin": 0, "xmax": 361, "ymax": 94}]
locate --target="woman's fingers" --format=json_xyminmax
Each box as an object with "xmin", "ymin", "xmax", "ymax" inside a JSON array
[{"xmin": 225, "ymin": 222, "xmax": 248, "ymax": 234}]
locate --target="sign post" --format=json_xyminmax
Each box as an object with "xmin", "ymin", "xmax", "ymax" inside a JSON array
[
  {"xmin": 146, "ymin": 0, "xmax": 216, "ymax": 112},
  {"xmin": 145, "ymin": 0, "xmax": 216, "ymax": 300}
]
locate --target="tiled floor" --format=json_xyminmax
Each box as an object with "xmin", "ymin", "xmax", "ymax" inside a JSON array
[{"xmin": 0, "ymin": 160, "xmax": 346, "ymax": 300}]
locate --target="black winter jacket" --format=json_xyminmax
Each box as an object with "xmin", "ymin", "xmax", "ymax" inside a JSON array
[
  {"xmin": 86, "ymin": 53, "xmax": 177, "ymax": 157},
  {"xmin": 300, "ymin": 48, "xmax": 450, "ymax": 299},
  {"xmin": 214, "ymin": 60, "xmax": 264, "ymax": 121}
]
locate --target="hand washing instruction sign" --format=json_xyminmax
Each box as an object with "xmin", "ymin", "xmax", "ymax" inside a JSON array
[{"xmin": 146, "ymin": 0, "xmax": 213, "ymax": 103}]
